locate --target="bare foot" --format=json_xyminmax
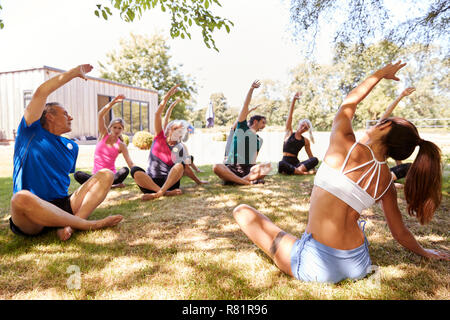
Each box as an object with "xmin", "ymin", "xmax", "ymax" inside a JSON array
[
  {"xmin": 165, "ymin": 189, "xmax": 183, "ymax": 196},
  {"xmin": 93, "ymin": 215, "xmax": 123, "ymax": 229},
  {"xmin": 111, "ymin": 183, "xmax": 126, "ymax": 189},
  {"xmin": 394, "ymin": 183, "xmax": 404, "ymax": 189},
  {"xmin": 57, "ymin": 226, "xmax": 73, "ymax": 241},
  {"xmin": 142, "ymin": 190, "xmax": 164, "ymax": 201}
]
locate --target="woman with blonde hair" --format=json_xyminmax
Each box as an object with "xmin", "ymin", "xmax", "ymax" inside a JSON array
[
  {"xmin": 74, "ymin": 94, "xmax": 135, "ymax": 188},
  {"xmin": 278, "ymin": 92, "xmax": 318, "ymax": 175},
  {"xmin": 233, "ymin": 61, "xmax": 448, "ymax": 284}
]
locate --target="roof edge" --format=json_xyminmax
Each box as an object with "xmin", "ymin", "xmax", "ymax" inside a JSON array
[{"xmin": 0, "ymin": 65, "xmax": 158, "ymax": 94}]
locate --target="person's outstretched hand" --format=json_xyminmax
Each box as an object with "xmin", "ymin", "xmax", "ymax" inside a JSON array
[
  {"xmin": 251, "ymin": 80, "xmax": 261, "ymax": 89},
  {"xmin": 76, "ymin": 64, "xmax": 94, "ymax": 80},
  {"xmin": 424, "ymin": 249, "xmax": 450, "ymax": 261},
  {"xmin": 380, "ymin": 61, "xmax": 407, "ymax": 81},
  {"xmin": 400, "ymin": 87, "xmax": 415, "ymax": 97}
]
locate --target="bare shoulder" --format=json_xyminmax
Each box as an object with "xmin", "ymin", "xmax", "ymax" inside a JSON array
[{"xmin": 323, "ymin": 131, "xmax": 356, "ymax": 168}]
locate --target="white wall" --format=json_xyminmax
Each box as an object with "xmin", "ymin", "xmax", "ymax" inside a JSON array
[
  {"xmin": 0, "ymin": 67, "xmax": 158, "ymax": 140},
  {"xmin": 0, "ymin": 68, "xmax": 44, "ymax": 139}
]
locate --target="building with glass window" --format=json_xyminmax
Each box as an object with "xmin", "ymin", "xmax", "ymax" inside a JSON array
[{"xmin": 0, "ymin": 66, "xmax": 159, "ymax": 141}]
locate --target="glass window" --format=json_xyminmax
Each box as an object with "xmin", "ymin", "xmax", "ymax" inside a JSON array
[
  {"xmin": 123, "ymin": 100, "xmax": 132, "ymax": 134},
  {"xmin": 112, "ymin": 101, "xmax": 123, "ymax": 120},
  {"xmin": 23, "ymin": 90, "xmax": 33, "ymax": 108},
  {"xmin": 141, "ymin": 102, "xmax": 149, "ymax": 131},
  {"xmin": 131, "ymin": 101, "xmax": 141, "ymax": 133}
]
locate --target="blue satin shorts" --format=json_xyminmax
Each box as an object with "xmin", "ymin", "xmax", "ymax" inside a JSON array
[{"xmin": 290, "ymin": 222, "xmax": 372, "ymax": 284}]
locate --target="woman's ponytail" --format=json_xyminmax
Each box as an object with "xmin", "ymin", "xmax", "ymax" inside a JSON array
[{"xmin": 404, "ymin": 139, "xmax": 442, "ymax": 225}]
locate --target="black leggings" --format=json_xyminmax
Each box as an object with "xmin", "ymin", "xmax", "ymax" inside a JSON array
[
  {"xmin": 278, "ymin": 156, "xmax": 319, "ymax": 175},
  {"xmin": 74, "ymin": 167, "xmax": 130, "ymax": 185}
]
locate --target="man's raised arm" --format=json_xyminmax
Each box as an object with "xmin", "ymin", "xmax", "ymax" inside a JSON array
[{"xmin": 24, "ymin": 64, "xmax": 93, "ymax": 125}]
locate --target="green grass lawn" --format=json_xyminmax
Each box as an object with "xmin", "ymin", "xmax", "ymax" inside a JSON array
[{"xmin": 0, "ymin": 163, "xmax": 448, "ymax": 300}]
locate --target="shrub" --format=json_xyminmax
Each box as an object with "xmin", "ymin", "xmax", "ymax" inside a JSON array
[
  {"xmin": 132, "ymin": 131, "xmax": 154, "ymax": 150},
  {"xmin": 213, "ymin": 132, "xmax": 228, "ymax": 141},
  {"xmin": 121, "ymin": 134, "xmax": 130, "ymax": 146}
]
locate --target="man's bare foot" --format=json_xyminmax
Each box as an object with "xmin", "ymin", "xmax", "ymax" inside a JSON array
[
  {"xmin": 57, "ymin": 226, "xmax": 73, "ymax": 241},
  {"xmin": 93, "ymin": 215, "xmax": 123, "ymax": 229},
  {"xmin": 111, "ymin": 183, "xmax": 126, "ymax": 189},
  {"xmin": 394, "ymin": 182, "xmax": 404, "ymax": 189},
  {"xmin": 142, "ymin": 190, "xmax": 164, "ymax": 201}
]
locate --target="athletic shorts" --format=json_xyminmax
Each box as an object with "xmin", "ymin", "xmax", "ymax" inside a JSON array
[
  {"xmin": 290, "ymin": 224, "xmax": 372, "ymax": 283},
  {"xmin": 225, "ymin": 163, "xmax": 254, "ymax": 178},
  {"xmin": 130, "ymin": 166, "xmax": 182, "ymax": 194},
  {"xmin": 9, "ymin": 195, "xmax": 73, "ymax": 237}
]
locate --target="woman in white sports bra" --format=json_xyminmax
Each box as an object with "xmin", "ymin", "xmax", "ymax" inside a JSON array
[{"xmin": 233, "ymin": 61, "xmax": 448, "ymax": 283}]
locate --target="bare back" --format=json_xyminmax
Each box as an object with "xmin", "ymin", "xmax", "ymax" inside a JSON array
[{"xmin": 306, "ymin": 141, "xmax": 392, "ymax": 250}]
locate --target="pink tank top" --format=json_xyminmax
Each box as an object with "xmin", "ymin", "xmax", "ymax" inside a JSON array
[{"xmin": 93, "ymin": 134, "xmax": 120, "ymax": 174}]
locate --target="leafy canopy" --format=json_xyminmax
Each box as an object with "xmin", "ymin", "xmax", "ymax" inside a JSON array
[
  {"xmin": 95, "ymin": 0, "xmax": 234, "ymax": 51},
  {"xmin": 0, "ymin": 0, "xmax": 233, "ymax": 51},
  {"xmin": 289, "ymin": 0, "xmax": 450, "ymax": 57}
]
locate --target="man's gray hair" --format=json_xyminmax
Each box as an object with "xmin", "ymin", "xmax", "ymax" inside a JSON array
[{"xmin": 40, "ymin": 102, "xmax": 61, "ymax": 127}]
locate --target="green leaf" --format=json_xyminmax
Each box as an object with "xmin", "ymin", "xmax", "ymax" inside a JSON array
[
  {"xmin": 102, "ymin": 10, "xmax": 108, "ymax": 20},
  {"xmin": 126, "ymin": 9, "xmax": 135, "ymax": 21},
  {"xmin": 95, "ymin": 10, "xmax": 100, "ymax": 18},
  {"xmin": 225, "ymin": 24, "xmax": 230, "ymax": 33}
]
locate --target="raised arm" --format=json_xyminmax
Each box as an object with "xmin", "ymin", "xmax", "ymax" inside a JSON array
[
  {"xmin": 379, "ymin": 87, "xmax": 415, "ymax": 121},
  {"xmin": 24, "ymin": 64, "xmax": 93, "ymax": 125},
  {"xmin": 231, "ymin": 104, "xmax": 262, "ymax": 130},
  {"xmin": 332, "ymin": 61, "xmax": 407, "ymax": 140},
  {"xmin": 381, "ymin": 185, "xmax": 449, "ymax": 260},
  {"xmin": 155, "ymin": 84, "xmax": 179, "ymax": 135},
  {"xmin": 285, "ymin": 92, "xmax": 302, "ymax": 133},
  {"xmin": 163, "ymin": 98, "xmax": 181, "ymax": 131},
  {"xmin": 237, "ymin": 80, "xmax": 261, "ymax": 123},
  {"xmin": 98, "ymin": 94, "xmax": 125, "ymax": 139}
]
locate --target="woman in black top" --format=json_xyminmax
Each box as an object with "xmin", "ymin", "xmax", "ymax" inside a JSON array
[{"xmin": 278, "ymin": 92, "xmax": 318, "ymax": 175}]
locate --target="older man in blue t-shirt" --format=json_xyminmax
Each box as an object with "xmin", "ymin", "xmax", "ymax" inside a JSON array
[{"xmin": 9, "ymin": 64, "xmax": 123, "ymax": 241}]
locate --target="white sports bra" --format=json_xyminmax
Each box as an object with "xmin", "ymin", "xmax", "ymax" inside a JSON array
[{"xmin": 314, "ymin": 141, "xmax": 393, "ymax": 213}]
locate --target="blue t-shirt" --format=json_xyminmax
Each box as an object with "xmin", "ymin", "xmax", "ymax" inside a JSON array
[
  {"xmin": 226, "ymin": 120, "xmax": 263, "ymax": 165},
  {"xmin": 13, "ymin": 117, "xmax": 79, "ymax": 201}
]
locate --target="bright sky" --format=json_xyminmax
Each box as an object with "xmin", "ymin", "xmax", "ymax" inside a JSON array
[{"xmin": 0, "ymin": 0, "xmax": 333, "ymax": 109}]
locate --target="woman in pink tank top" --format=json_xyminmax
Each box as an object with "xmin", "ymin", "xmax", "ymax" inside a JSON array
[{"xmin": 74, "ymin": 94, "xmax": 135, "ymax": 188}]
